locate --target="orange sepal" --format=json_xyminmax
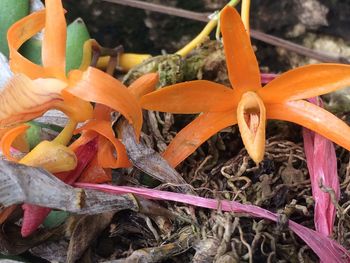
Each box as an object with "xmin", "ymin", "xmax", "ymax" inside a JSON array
[
  {"xmin": 128, "ymin": 73, "xmax": 159, "ymax": 100},
  {"xmin": 42, "ymin": 0, "xmax": 66, "ymax": 80},
  {"xmin": 267, "ymin": 100, "xmax": 350, "ymax": 151},
  {"xmin": 258, "ymin": 64, "xmax": 350, "ymax": 103},
  {"xmin": 163, "ymin": 110, "xmax": 237, "ymax": 167},
  {"xmin": 236, "ymin": 92, "xmax": 266, "ymax": 164},
  {"xmin": 55, "ymin": 89, "xmax": 93, "ymax": 123},
  {"xmin": 220, "ymin": 6, "xmax": 261, "ymax": 92},
  {"xmin": 97, "ymin": 135, "xmax": 131, "ymax": 168},
  {"xmin": 93, "ymin": 104, "xmax": 112, "ymax": 121},
  {"xmin": 75, "ymin": 120, "xmax": 131, "ymax": 168},
  {"xmin": 67, "ymin": 67, "xmax": 143, "ymax": 138},
  {"xmin": 0, "ymin": 75, "xmax": 65, "ymax": 128},
  {"xmin": 7, "ymin": 10, "xmax": 50, "ymax": 79},
  {"xmin": 0, "ymin": 124, "xmax": 29, "ymax": 162},
  {"xmin": 141, "ymin": 80, "xmax": 236, "ymax": 114}
]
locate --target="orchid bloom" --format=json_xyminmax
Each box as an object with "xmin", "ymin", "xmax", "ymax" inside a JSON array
[
  {"xmin": 70, "ymin": 72, "xmax": 159, "ymax": 183},
  {"xmin": 141, "ymin": 6, "xmax": 350, "ymax": 166},
  {"xmin": 1, "ymin": 0, "xmax": 143, "ymax": 162}
]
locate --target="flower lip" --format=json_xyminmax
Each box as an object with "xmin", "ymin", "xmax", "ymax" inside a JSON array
[{"xmin": 237, "ymin": 91, "xmax": 266, "ymax": 164}]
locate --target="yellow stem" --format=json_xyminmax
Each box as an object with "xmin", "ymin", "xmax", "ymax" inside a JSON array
[
  {"xmin": 53, "ymin": 119, "xmax": 77, "ymax": 146},
  {"xmin": 241, "ymin": 0, "xmax": 251, "ymax": 34},
  {"xmin": 176, "ymin": 19, "xmax": 218, "ymax": 57},
  {"xmin": 177, "ymin": 0, "xmax": 241, "ymax": 57}
]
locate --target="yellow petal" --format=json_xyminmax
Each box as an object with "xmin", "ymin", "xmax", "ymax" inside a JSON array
[
  {"xmin": 236, "ymin": 92, "xmax": 266, "ymax": 164},
  {"xmin": 20, "ymin": 140, "xmax": 77, "ymax": 173}
]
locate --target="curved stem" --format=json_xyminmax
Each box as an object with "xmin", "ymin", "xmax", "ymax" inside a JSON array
[
  {"xmin": 241, "ymin": 0, "xmax": 251, "ymax": 34},
  {"xmin": 177, "ymin": 0, "xmax": 241, "ymax": 57},
  {"xmin": 53, "ymin": 119, "xmax": 77, "ymax": 146},
  {"xmin": 216, "ymin": 0, "xmax": 241, "ymax": 40},
  {"xmin": 176, "ymin": 19, "xmax": 217, "ymax": 57}
]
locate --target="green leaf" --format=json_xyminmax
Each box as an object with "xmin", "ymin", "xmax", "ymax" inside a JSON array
[
  {"xmin": 43, "ymin": 211, "xmax": 69, "ymax": 228},
  {"xmin": 20, "ymin": 18, "xmax": 91, "ymax": 72},
  {"xmin": 0, "ymin": 0, "xmax": 29, "ymax": 57},
  {"xmin": 66, "ymin": 18, "xmax": 91, "ymax": 72},
  {"xmin": 26, "ymin": 122, "xmax": 42, "ymax": 150}
]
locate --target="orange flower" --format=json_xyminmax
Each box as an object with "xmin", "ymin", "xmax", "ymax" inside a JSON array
[
  {"xmin": 70, "ymin": 73, "xmax": 159, "ymax": 182},
  {"xmin": 1, "ymin": 0, "xmax": 144, "ymax": 164},
  {"xmin": 141, "ymin": 6, "xmax": 350, "ymax": 166}
]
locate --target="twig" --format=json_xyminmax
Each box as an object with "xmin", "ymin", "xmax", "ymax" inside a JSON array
[{"xmin": 102, "ymin": 0, "xmax": 350, "ymax": 64}]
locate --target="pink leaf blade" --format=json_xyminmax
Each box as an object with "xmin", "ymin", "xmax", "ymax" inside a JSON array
[
  {"xmin": 75, "ymin": 183, "xmax": 350, "ymax": 262},
  {"xmin": 302, "ymin": 97, "xmax": 340, "ymax": 237}
]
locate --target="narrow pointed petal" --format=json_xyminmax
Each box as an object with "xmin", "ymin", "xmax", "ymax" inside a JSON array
[
  {"xmin": 236, "ymin": 92, "xmax": 266, "ymax": 164},
  {"xmin": 267, "ymin": 100, "xmax": 350, "ymax": 151},
  {"xmin": 68, "ymin": 68, "xmax": 143, "ymax": 138},
  {"xmin": 0, "ymin": 124, "xmax": 29, "ymax": 162},
  {"xmin": 141, "ymin": 80, "xmax": 236, "ymax": 114},
  {"xmin": 128, "ymin": 73, "xmax": 159, "ymax": 100},
  {"xmin": 259, "ymin": 64, "xmax": 350, "ymax": 103},
  {"xmin": 163, "ymin": 110, "xmax": 237, "ymax": 167},
  {"xmin": 220, "ymin": 6, "xmax": 261, "ymax": 92},
  {"xmin": 0, "ymin": 75, "xmax": 65, "ymax": 127},
  {"xmin": 7, "ymin": 10, "xmax": 48, "ymax": 78},
  {"xmin": 42, "ymin": 0, "xmax": 66, "ymax": 79}
]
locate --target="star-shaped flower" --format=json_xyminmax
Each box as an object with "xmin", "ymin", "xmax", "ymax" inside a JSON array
[{"xmin": 141, "ymin": 6, "xmax": 350, "ymax": 166}]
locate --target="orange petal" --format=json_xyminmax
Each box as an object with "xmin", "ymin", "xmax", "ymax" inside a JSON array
[
  {"xmin": 0, "ymin": 124, "xmax": 29, "ymax": 162},
  {"xmin": 42, "ymin": 0, "xmax": 66, "ymax": 80},
  {"xmin": 163, "ymin": 110, "xmax": 237, "ymax": 167},
  {"xmin": 141, "ymin": 80, "xmax": 236, "ymax": 113},
  {"xmin": 7, "ymin": 10, "xmax": 49, "ymax": 79},
  {"xmin": 128, "ymin": 73, "xmax": 159, "ymax": 100},
  {"xmin": 220, "ymin": 6, "xmax": 261, "ymax": 92},
  {"xmin": 55, "ymin": 89, "xmax": 93, "ymax": 123},
  {"xmin": 93, "ymin": 103, "xmax": 112, "ymax": 121},
  {"xmin": 78, "ymin": 156, "xmax": 112, "ymax": 183},
  {"xmin": 267, "ymin": 100, "xmax": 350, "ymax": 151},
  {"xmin": 258, "ymin": 64, "xmax": 350, "ymax": 103},
  {"xmin": 75, "ymin": 120, "xmax": 131, "ymax": 168},
  {"xmin": 68, "ymin": 67, "xmax": 143, "ymax": 138},
  {"xmin": 97, "ymin": 135, "xmax": 131, "ymax": 168},
  {"xmin": 0, "ymin": 75, "xmax": 65, "ymax": 127},
  {"xmin": 236, "ymin": 92, "xmax": 266, "ymax": 164}
]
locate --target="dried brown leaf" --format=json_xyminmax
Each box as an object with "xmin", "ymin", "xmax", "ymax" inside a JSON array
[{"xmin": 0, "ymin": 160, "xmax": 139, "ymax": 214}]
